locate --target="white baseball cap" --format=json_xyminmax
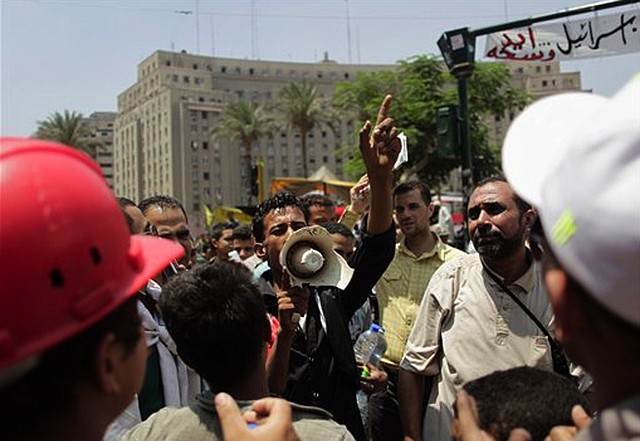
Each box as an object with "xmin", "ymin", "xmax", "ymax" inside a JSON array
[
  {"xmin": 503, "ymin": 75, "xmax": 640, "ymax": 328},
  {"xmin": 280, "ymin": 226, "xmax": 354, "ymax": 290}
]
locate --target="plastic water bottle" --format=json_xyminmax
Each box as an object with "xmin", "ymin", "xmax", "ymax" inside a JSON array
[{"xmin": 353, "ymin": 323, "xmax": 387, "ymax": 378}]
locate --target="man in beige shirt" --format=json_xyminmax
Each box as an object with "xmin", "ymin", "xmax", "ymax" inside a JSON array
[
  {"xmin": 371, "ymin": 181, "xmax": 464, "ymax": 441},
  {"xmin": 398, "ymin": 177, "xmax": 554, "ymax": 441}
]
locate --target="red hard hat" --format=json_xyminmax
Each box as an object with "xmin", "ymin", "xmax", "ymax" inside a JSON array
[{"xmin": 0, "ymin": 138, "xmax": 184, "ymax": 370}]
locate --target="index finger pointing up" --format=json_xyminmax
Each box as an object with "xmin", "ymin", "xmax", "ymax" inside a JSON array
[{"xmin": 375, "ymin": 95, "xmax": 393, "ymax": 126}]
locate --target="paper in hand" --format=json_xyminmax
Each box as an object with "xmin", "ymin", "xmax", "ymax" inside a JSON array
[{"xmin": 393, "ymin": 133, "xmax": 408, "ymax": 170}]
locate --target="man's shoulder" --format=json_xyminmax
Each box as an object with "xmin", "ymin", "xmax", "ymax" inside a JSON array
[
  {"xmin": 291, "ymin": 403, "xmax": 356, "ymax": 440},
  {"xmin": 441, "ymin": 243, "xmax": 466, "ymax": 261},
  {"xmin": 434, "ymin": 252, "xmax": 479, "ymax": 276},
  {"xmin": 121, "ymin": 406, "xmax": 218, "ymax": 441}
]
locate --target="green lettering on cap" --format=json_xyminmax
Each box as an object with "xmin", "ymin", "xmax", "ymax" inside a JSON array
[{"xmin": 551, "ymin": 209, "xmax": 577, "ymax": 247}]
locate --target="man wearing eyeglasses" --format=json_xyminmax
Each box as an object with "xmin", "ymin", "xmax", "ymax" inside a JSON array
[
  {"xmin": 106, "ymin": 197, "xmax": 201, "ymax": 441},
  {"xmin": 398, "ymin": 176, "xmax": 555, "ymax": 441},
  {"xmin": 139, "ymin": 195, "xmax": 193, "ymax": 268}
]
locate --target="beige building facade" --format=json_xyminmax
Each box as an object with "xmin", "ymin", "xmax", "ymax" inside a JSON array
[
  {"xmin": 486, "ymin": 60, "xmax": 581, "ymax": 147},
  {"xmin": 114, "ymin": 50, "xmax": 396, "ymax": 231},
  {"xmin": 113, "ymin": 50, "xmax": 580, "ymax": 232}
]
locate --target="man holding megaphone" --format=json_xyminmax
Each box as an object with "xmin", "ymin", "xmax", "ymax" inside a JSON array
[{"xmin": 251, "ymin": 95, "xmax": 400, "ymax": 441}]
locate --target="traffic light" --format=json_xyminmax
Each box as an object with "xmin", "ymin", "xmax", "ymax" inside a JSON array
[
  {"xmin": 250, "ymin": 165, "xmax": 259, "ymax": 196},
  {"xmin": 436, "ymin": 105, "xmax": 459, "ymax": 157}
]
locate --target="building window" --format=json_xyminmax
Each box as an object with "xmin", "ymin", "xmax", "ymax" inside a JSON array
[
  {"xmin": 344, "ymin": 72, "xmax": 350, "ymax": 79},
  {"xmin": 546, "ymin": 65, "xmax": 551, "ymax": 72},
  {"xmin": 194, "ymin": 77, "xmax": 200, "ymax": 85},
  {"xmin": 203, "ymin": 172, "xmax": 210, "ymax": 180},
  {"xmin": 249, "ymin": 68, "xmax": 255, "ymax": 75},
  {"xmin": 193, "ymin": 203, "xmax": 200, "ymax": 211},
  {"xmin": 221, "ymin": 66, "xmax": 227, "ymax": 73},
  {"xmin": 193, "ymin": 64, "xmax": 198, "ymax": 70},
  {"xmin": 202, "ymin": 141, "xmax": 209, "ymax": 150},
  {"xmin": 542, "ymin": 80, "xmax": 548, "ymax": 87},
  {"xmin": 184, "ymin": 76, "xmax": 190, "ymax": 84},
  {"xmin": 202, "ymin": 111, "xmax": 208, "ymax": 119},
  {"xmin": 165, "ymin": 60, "xmax": 171, "ymax": 66}
]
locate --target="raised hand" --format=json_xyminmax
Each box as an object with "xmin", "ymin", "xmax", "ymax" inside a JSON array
[
  {"xmin": 358, "ymin": 94, "xmax": 401, "ymax": 178},
  {"xmin": 349, "ymin": 174, "xmax": 371, "ymax": 215}
]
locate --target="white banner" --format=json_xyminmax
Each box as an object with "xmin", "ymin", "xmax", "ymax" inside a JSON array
[{"xmin": 484, "ymin": 10, "xmax": 640, "ymax": 62}]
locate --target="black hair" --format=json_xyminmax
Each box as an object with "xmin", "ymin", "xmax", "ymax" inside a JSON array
[
  {"xmin": 117, "ymin": 197, "xmax": 137, "ymax": 208},
  {"xmin": 251, "ymin": 191, "xmax": 308, "ymax": 242},
  {"xmin": 320, "ymin": 221, "xmax": 354, "ymax": 239},
  {"xmin": 211, "ymin": 222, "xmax": 235, "ymax": 240},
  {"xmin": 117, "ymin": 197, "xmax": 138, "ymax": 233},
  {"xmin": 159, "ymin": 261, "xmax": 271, "ymax": 392},
  {"xmin": 461, "ymin": 366, "xmax": 591, "ymax": 441},
  {"xmin": 393, "ymin": 181, "xmax": 432, "ymax": 205},
  {"xmin": 474, "ymin": 176, "xmax": 531, "ymax": 214},
  {"xmin": 232, "ymin": 225, "xmax": 253, "ymax": 241},
  {"xmin": 0, "ymin": 296, "xmax": 141, "ymax": 440},
  {"xmin": 301, "ymin": 194, "xmax": 335, "ymax": 209},
  {"xmin": 138, "ymin": 195, "xmax": 189, "ymax": 223}
]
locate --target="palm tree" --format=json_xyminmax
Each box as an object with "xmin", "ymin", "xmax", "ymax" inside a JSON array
[
  {"xmin": 33, "ymin": 110, "xmax": 98, "ymax": 156},
  {"xmin": 211, "ymin": 101, "xmax": 273, "ymax": 202},
  {"xmin": 277, "ymin": 81, "xmax": 328, "ymax": 178}
]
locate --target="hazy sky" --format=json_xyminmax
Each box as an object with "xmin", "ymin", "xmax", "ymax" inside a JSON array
[{"xmin": 2, "ymin": 0, "xmax": 639, "ymax": 136}]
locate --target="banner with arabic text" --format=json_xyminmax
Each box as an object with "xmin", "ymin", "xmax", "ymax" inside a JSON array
[{"xmin": 484, "ymin": 10, "xmax": 640, "ymax": 62}]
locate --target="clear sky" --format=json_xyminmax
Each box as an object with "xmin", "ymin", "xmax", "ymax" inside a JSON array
[{"xmin": 2, "ymin": 0, "xmax": 639, "ymax": 136}]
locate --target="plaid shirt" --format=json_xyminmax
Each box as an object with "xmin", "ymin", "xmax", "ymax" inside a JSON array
[{"xmin": 376, "ymin": 233, "xmax": 464, "ymax": 368}]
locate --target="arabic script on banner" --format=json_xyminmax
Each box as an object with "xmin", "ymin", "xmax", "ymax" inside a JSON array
[{"xmin": 484, "ymin": 11, "xmax": 640, "ymax": 62}]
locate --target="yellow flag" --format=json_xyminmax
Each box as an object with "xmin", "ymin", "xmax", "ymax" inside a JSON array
[
  {"xmin": 203, "ymin": 204, "xmax": 214, "ymax": 228},
  {"xmin": 213, "ymin": 206, "xmax": 252, "ymax": 225}
]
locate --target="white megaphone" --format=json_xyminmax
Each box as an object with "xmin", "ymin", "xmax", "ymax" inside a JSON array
[{"xmin": 280, "ymin": 226, "xmax": 354, "ymax": 290}]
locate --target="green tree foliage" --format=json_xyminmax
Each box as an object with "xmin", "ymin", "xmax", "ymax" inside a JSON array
[
  {"xmin": 277, "ymin": 81, "xmax": 330, "ymax": 178},
  {"xmin": 211, "ymin": 100, "xmax": 274, "ymax": 192},
  {"xmin": 333, "ymin": 56, "xmax": 530, "ymax": 188},
  {"xmin": 33, "ymin": 110, "xmax": 98, "ymax": 156}
]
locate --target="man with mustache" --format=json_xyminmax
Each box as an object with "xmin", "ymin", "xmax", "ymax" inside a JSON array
[{"xmin": 398, "ymin": 177, "xmax": 555, "ymax": 441}]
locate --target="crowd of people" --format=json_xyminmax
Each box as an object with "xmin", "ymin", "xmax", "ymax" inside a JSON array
[{"xmin": 1, "ymin": 78, "xmax": 638, "ymax": 441}]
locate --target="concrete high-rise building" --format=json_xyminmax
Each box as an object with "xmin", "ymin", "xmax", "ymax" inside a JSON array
[
  {"xmin": 113, "ymin": 50, "xmax": 581, "ymax": 233},
  {"xmin": 114, "ymin": 49, "xmax": 396, "ymax": 232},
  {"xmin": 83, "ymin": 111, "xmax": 116, "ymax": 189}
]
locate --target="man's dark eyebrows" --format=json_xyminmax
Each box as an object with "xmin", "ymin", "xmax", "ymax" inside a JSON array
[{"xmin": 483, "ymin": 202, "xmax": 505, "ymax": 210}]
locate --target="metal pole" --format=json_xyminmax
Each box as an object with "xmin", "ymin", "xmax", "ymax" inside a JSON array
[
  {"xmin": 470, "ymin": 0, "xmax": 638, "ymax": 37},
  {"xmin": 457, "ymin": 76, "xmax": 472, "ymax": 249}
]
